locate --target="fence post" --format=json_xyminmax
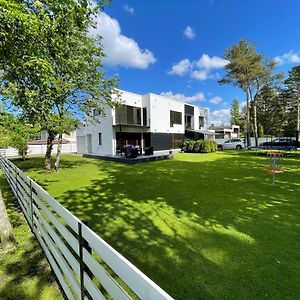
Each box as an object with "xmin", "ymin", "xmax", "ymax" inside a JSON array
[
  {"xmin": 30, "ymin": 180, "xmax": 34, "ymax": 229},
  {"xmin": 78, "ymin": 220, "xmax": 93, "ymax": 300},
  {"xmin": 78, "ymin": 221, "xmax": 85, "ymax": 300},
  {"xmin": 14, "ymin": 166, "xmax": 19, "ymax": 200}
]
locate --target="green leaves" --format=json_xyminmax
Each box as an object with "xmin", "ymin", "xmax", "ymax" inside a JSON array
[{"xmin": 1, "ymin": 0, "xmax": 118, "ymax": 129}]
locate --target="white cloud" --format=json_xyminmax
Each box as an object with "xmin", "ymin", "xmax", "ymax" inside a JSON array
[
  {"xmin": 196, "ymin": 54, "xmax": 228, "ymax": 70},
  {"xmin": 209, "ymin": 96, "xmax": 223, "ymax": 105},
  {"xmin": 122, "ymin": 4, "xmax": 134, "ymax": 15},
  {"xmin": 89, "ymin": 12, "xmax": 156, "ymax": 69},
  {"xmin": 168, "ymin": 54, "xmax": 227, "ymax": 81},
  {"xmin": 160, "ymin": 91, "xmax": 206, "ymax": 103},
  {"xmin": 208, "ymin": 108, "xmax": 230, "ymax": 125},
  {"xmin": 274, "ymin": 50, "xmax": 300, "ymax": 65},
  {"xmin": 168, "ymin": 59, "xmax": 192, "ymax": 76},
  {"xmin": 183, "ymin": 26, "xmax": 196, "ymax": 40},
  {"xmin": 191, "ymin": 70, "xmax": 209, "ymax": 80}
]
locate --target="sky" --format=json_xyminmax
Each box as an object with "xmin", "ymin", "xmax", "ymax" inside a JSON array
[{"xmin": 92, "ymin": 0, "xmax": 300, "ymax": 125}]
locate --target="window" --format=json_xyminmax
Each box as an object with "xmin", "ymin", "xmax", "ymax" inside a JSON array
[
  {"xmin": 98, "ymin": 133, "xmax": 102, "ymax": 145},
  {"xmin": 170, "ymin": 110, "xmax": 182, "ymax": 127},
  {"xmin": 143, "ymin": 108, "xmax": 147, "ymax": 126},
  {"xmin": 93, "ymin": 109, "xmax": 100, "ymax": 117},
  {"xmin": 199, "ymin": 116, "xmax": 204, "ymax": 128},
  {"xmin": 115, "ymin": 105, "xmax": 141, "ymax": 125}
]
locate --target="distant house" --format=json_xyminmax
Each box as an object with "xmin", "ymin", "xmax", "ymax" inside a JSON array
[
  {"xmin": 209, "ymin": 124, "xmax": 240, "ymax": 140},
  {"xmin": 27, "ymin": 130, "xmax": 77, "ymax": 156},
  {"xmin": 77, "ymin": 89, "xmax": 215, "ymax": 156}
]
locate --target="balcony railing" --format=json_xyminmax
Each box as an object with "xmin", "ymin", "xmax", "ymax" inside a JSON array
[
  {"xmin": 113, "ymin": 116, "xmax": 150, "ymax": 127},
  {"xmin": 185, "ymin": 123, "xmax": 194, "ymax": 130}
]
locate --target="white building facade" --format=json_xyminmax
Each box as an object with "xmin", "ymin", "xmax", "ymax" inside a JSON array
[{"xmin": 77, "ymin": 90, "xmax": 213, "ymax": 156}]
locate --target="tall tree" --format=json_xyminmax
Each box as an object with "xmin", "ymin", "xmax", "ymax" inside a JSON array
[
  {"xmin": 0, "ymin": 0, "xmax": 118, "ymax": 171},
  {"xmin": 250, "ymin": 59, "xmax": 283, "ymax": 145},
  {"xmin": 282, "ymin": 66, "xmax": 300, "ymax": 142},
  {"xmin": 230, "ymin": 98, "xmax": 241, "ymax": 125},
  {"xmin": 256, "ymin": 85, "xmax": 286, "ymax": 136},
  {"xmin": 219, "ymin": 40, "xmax": 264, "ymax": 147}
]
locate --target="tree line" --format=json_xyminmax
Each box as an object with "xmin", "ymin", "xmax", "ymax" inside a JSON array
[{"xmin": 222, "ymin": 40, "xmax": 300, "ymax": 146}]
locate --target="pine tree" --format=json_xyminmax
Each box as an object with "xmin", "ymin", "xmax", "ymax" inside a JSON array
[{"xmin": 230, "ymin": 98, "xmax": 241, "ymax": 125}]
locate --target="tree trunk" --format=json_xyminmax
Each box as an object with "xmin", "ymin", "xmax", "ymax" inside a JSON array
[
  {"xmin": 249, "ymin": 88, "xmax": 258, "ymax": 147},
  {"xmin": 245, "ymin": 87, "xmax": 251, "ymax": 148},
  {"xmin": 0, "ymin": 189, "xmax": 16, "ymax": 251},
  {"xmin": 54, "ymin": 133, "xmax": 63, "ymax": 172},
  {"xmin": 44, "ymin": 130, "xmax": 55, "ymax": 171},
  {"xmin": 297, "ymin": 98, "xmax": 300, "ymax": 144}
]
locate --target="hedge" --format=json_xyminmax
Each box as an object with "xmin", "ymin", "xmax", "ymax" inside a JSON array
[{"xmin": 182, "ymin": 140, "xmax": 218, "ymax": 153}]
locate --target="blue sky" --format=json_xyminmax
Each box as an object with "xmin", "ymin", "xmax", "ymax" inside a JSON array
[{"xmin": 92, "ymin": 0, "xmax": 300, "ymax": 125}]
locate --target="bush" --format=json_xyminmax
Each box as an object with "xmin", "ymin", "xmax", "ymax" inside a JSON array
[{"xmin": 182, "ymin": 140, "xmax": 218, "ymax": 153}]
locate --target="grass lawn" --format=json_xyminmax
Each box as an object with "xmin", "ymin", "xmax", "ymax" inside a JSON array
[
  {"xmin": 0, "ymin": 174, "xmax": 63, "ymax": 299},
  {"xmin": 9, "ymin": 151, "xmax": 300, "ymax": 299}
]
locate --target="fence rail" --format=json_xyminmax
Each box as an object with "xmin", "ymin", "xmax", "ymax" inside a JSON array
[{"xmin": 0, "ymin": 155, "xmax": 173, "ymax": 300}]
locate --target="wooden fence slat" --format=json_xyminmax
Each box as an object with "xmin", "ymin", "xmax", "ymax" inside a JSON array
[
  {"xmin": 34, "ymin": 215, "xmax": 81, "ymax": 298},
  {"xmin": 33, "ymin": 203, "xmax": 80, "ymax": 277},
  {"xmin": 31, "ymin": 192, "xmax": 79, "ymax": 254},
  {"xmin": 82, "ymin": 224, "xmax": 173, "ymax": 300},
  {"xmin": 33, "ymin": 224, "xmax": 75, "ymax": 300},
  {"xmin": 83, "ymin": 248, "xmax": 132, "ymax": 300},
  {"xmin": 31, "ymin": 181, "xmax": 79, "ymax": 233}
]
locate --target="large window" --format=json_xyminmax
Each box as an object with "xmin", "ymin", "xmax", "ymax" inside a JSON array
[
  {"xmin": 170, "ymin": 110, "xmax": 182, "ymax": 127},
  {"xmin": 115, "ymin": 105, "xmax": 142, "ymax": 125}
]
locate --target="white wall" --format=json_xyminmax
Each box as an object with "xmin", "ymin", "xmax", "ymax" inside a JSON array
[
  {"xmin": 149, "ymin": 94, "xmax": 185, "ymax": 134},
  {"xmin": 77, "ymin": 106, "xmax": 114, "ymax": 156}
]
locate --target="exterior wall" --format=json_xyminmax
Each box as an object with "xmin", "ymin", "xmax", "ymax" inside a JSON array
[
  {"xmin": 148, "ymin": 94, "xmax": 184, "ymax": 134},
  {"xmin": 194, "ymin": 106, "xmax": 208, "ymax": 130},
  {"xmin": 77, "ymin": 106, "xmax": 114, "ymax": 155}
]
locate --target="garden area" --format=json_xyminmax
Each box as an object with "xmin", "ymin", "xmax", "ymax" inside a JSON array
[{"xmin": 1, "ymin": 151, "xmax": 299, "ymax": 299}]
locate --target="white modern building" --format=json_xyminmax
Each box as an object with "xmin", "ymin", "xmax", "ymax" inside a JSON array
[{"xmin": 77, "ymin": 90, "xmax": 214, "ymax": 156}]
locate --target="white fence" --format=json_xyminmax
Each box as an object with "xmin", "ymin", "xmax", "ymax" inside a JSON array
[
  {"xmin": 0, "ymin": 142, "xmax": 77, "ymax": 158},
  {"xmin": 0, "ymin": 154, "xmax": 173, "ymax": 300}
]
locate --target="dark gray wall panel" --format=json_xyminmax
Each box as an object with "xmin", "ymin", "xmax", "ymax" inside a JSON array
[{"xmin": 150, "ymin": 133, "xmax": 171, "ymax": 151}]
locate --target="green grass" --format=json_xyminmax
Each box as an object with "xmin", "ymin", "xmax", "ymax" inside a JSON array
[
  {"xmin": 0, "ymin": 174, "xmax": 63, "ymax": 299},
  {"xmin": 9, "ymin": 152, "xmax": 300, "ymax": 299}
]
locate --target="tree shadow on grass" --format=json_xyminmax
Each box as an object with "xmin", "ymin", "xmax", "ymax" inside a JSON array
[
  {"xmin": 0, "ymin": 174, "xmax": 63, "ymax": 300},
  {"xmin": 53, "ymin": 153, "xmax": 300, "ymax": 299},
  {"xmin": 12, "ymin": 154, "xmax": 88, "ymax": 174}
]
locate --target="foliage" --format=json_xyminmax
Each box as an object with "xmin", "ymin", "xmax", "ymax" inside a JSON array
[
  {"xmin": 219, "ymin": 40, "xmax": 282, "ymax": 146},
  {"xmin": 0, "ymin": 0, "xmax": 119, "ymax": 169},
  {"xmin": 255, "ymin": 85, "xmax": 286, "ymax": 136},
  {"xmin": 281, "ymin": 66, "xmax": 300, "ymax": 139},
  {"xmin": 183, "ymin": 140, "xmax": 217, "ymax": 153},
  {"xmin": 0, "ymin": 113, "xmax": 40, "ymax": 159},
  {"xmin": 230, "ymin": 98, "xmax": 241, "ymax": 126},
  {"xmin": 12, "ymin": 153, "xmax": 300, "ymax": 299}
]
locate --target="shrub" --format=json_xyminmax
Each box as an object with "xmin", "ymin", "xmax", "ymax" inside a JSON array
[
  {"xmin": 187, "ymin": 140, "xmax": 196, "ymax": 152},
  {"xmin": 182, "ymin": 140, "xmax": 218, "ymax": 153}
]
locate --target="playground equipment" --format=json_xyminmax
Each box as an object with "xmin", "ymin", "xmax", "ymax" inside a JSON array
[{"xmin": 266, "ymin": 152, "xmax": 284, "ymax": 186}]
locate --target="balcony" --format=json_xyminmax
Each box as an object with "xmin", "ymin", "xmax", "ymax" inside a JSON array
[
  {"xmin": 114, "ymin": 116, "xmax": 150, "ymax": 127},
  {"xmin": 114, "ymin": 105, "xmax": 150, "ymax": 127},
  {"xmin": 185, "ymin": 114, "xmax": 194, "ymax": 130}
]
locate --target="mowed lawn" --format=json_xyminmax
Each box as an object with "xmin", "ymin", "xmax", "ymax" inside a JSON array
[{"xmin": 11, "ymin": 152, "xmax": 300, "ymax": 299}]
